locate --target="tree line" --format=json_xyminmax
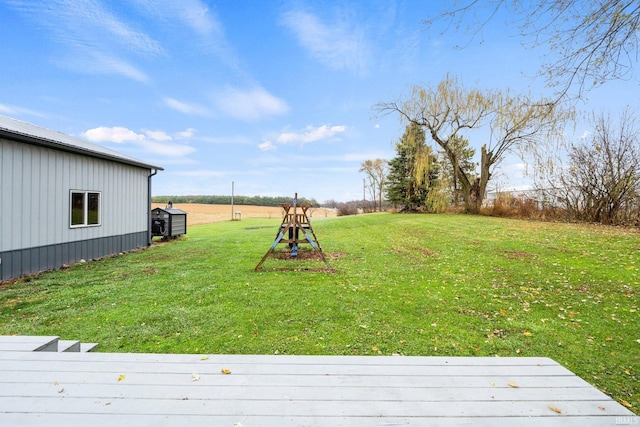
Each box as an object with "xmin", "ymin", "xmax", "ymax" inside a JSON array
[
  {"xmin": 355, "ymin": 1, "xmax": 640, "ymax": 226},
  {"xmin": 361, "ymin": 106, "xmax": 640, "ymax": 225},
  {"xmin": 152, "ymin": 195, "xmax": 319, "ymax": 207}
]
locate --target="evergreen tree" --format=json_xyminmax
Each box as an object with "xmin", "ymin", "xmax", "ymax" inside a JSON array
[{"xmin": 386, "ymin": 123, "xmax": 438, "ymax": 211}]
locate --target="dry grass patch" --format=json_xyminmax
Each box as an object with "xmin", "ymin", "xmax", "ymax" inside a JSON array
[{"xmin": 152, "ymin": 203, "xmax": 336, "ymax": 226}]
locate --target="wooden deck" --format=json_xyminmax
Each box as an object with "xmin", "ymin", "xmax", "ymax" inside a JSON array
[{"xmin": 0, "ymin": 349, "xmax": 635, "ymax": 426}]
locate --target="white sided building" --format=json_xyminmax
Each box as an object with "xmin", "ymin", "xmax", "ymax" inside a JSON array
[{"xmin": 0, "ymin": 116, "xmax": 163, "ymax": 281}]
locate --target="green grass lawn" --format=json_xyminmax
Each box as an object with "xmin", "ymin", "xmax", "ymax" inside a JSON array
[{"xmin": 1, "ymin": 213, "xmax": 638, "ymax": 412}]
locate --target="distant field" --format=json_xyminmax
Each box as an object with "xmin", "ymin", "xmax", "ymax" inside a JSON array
[{"xmin": 152, "ymin": 203, "xmax": 337, "ymax": 226}]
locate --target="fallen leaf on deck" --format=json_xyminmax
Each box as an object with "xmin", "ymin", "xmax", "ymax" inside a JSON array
[
  {"xmin": 58, "ymin": 388, "xmax": 64, "ymax": 393},
  {"xmin": 548, "ymin": 405, "xmax": 562, "ymax": 413},
  {"xmin": 191, "ymin": 373, "xmax": 201, "ymax": 381},
  {"xmin": 507, "ymin": 382, "xmax": 519, "ymax": 388},
  {"xmin": 598, "ymin": 406, "xmax": 606, "ymax": 411},
  {"xmin": 221, "ymin": 368, "xmax": 231, "ymax": 374},
  {"xmin": 200, "ymin": 355, "xmax": 209, "ymax": 360},
  {"xmin": 117, "ymin": 375, "xmax": 125, "ymax": 382}
]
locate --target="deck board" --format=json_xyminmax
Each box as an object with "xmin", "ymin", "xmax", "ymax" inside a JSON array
[
  {"xmin": 0, "ymin": 335, "xmax": 59, "ymax": 352},
  {"xmin": 0, "ymin": 352, "xmax": 634, "ymax": 426}
]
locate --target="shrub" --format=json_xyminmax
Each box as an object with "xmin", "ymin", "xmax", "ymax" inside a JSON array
[{"xmin": 336, "ymin": 202, "xmax": 359, "ymax": 216}]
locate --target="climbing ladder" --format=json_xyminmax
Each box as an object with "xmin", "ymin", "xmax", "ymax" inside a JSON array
[{"xmin": 255, "ymin": 193, "xmax": 331, "ymax": 271}]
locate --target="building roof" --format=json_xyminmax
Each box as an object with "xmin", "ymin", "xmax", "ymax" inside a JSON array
[
  {"xmin": 0, "ymin": 115, "xmax": 163, "ymax": 171},
  {"xmin": 152, "ymin": 207, "xmax": 187, "ymax": 215}
]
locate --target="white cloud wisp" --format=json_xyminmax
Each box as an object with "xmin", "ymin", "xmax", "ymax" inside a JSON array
[
  {"xmin": 82, "ymin": 126, "xmax": 197, "ymax": 158},
  {"xmin": 213, "ymin": 86, "xmax": 289, "ymax": 121},
  {"xmin": 277, "ymin": 124, "xmax": 347, "ymax": 146}
]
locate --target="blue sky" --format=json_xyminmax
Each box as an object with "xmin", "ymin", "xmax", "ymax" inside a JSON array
[{"xmin": 1, "ymin": 1, "xmax": 637, "ymax": 202}]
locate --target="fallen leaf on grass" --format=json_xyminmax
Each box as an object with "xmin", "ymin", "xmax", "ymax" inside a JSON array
[
  {"xmin": 548, "ymin": 405, "xmax": 562, "ymax": 414},
  {"xmin": 507, "ymin": 382, "xmax": 519, "ymax": 388},
  {"xmin": 620, "ymin": 400, "xmax": 633, "ymax": 408},
  {"xmin": 221, "ymin": 368, "xmax": 231, "ymax": 375}
]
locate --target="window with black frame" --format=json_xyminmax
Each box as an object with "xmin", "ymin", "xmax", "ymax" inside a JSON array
[{"xmin": 70, "ymin": 190, "xmax": 101, "ymax": 227}]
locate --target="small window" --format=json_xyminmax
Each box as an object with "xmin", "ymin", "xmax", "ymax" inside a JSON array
[{"xmin": 70, "ymin": 190, "xmax": 101, "ymax": 227}]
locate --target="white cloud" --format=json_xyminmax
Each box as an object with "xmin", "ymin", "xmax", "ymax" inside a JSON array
[
  {"xmin": 277, "ymin": 124, "xmax": 347, "ymax": 145},
  {"xmin": 170, "ymin": 1, "xmax": 218, "ymax": 37},
  {"xmin": 0, "ymin": 103, "xmax": 47, "ymax": 118},
  {"xmin": 213, "ymin": 86, "xmax": 289, "ymax": 121},
  {"xmin": 258, "ymin": 140, "xmax": 277, "ymax": 151},
  {"xmin": 0, "ymin": 104, "xmax": 14, "ymax": 114},
  {"xmin": 133, "ymin": 0, "xmax": 240, "ymax": 69},
  {"xmin": 176, "ymin": 128, "xmax": 197, "ymax": 139},
  {"xmin": 82, "ymin": 126, "xmax": 144, "ymax": 143},
  {"xmin": 82, "ymin": 125, "xmax": 196, "ymax": 158},
  {"xmin": 281, "ymin": 9, "xmax": 369, "ymax": 74},
  {"xmin": 6, "ymin": 0, "xmax": 163, "ymax": 82},
  {"xmin": 53, "ymin": 52, "xmax": 149, "ymax": 83},
  {"xmin": 144, "ymin": 130, "xmax": 172, "ymax": 141},
  {"xmin": 97, "ymin": 55, "xmax": 150, "ymax": 82},
  {"xmin": 163, "ymin": 97, "xmax": 212, "ymax": 116}
]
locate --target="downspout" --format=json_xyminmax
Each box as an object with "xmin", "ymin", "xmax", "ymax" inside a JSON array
[{"xmin": 148, "ymin": 169, "xmax": 159, "ymax": 246}]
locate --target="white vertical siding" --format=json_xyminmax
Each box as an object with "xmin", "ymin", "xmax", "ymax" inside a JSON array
[
  {"xmin": 0, "ymin": 140, "xmax": 11, "ymax": 250},
  {"xmin": 0, "ymin": 138, "xmax": 150, "ymax": 252},
  {"xmin": 10, "ymin": 142, "xmax": 22, "ymax": 249}
]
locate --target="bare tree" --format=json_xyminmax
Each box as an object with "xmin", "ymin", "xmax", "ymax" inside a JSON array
[
  {"xmin": 376, "ymin": 75, "xmax": 567, "ymax": 213},
  {"xmin": 425, "ymin": 1, "xmax": 640, "ymax": 100},
  {"xmin": 539, "ymin": 109, "xmax": 640, "ymax": 223},
  {"xmin": 359, "ymin": 158, "xmax": 388, "ymax": 211}
]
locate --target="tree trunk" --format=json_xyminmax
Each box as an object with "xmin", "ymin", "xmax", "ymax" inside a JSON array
[
  {"xmin": 440, "ymin": 143, "xmax": 474, "ymax": 210},
  {"xmin": 474, "ymin": 145, "xmax": 492, "ymax": 213}
]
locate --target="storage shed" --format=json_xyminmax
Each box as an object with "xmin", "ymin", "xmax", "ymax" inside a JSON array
[
  {"xmin": 0, "ymin": 115, "xmax": 163, "ymax": 281},
  {"xmin": 151, "ymin": 203, "xmax": 187, "ymax": 239}
]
